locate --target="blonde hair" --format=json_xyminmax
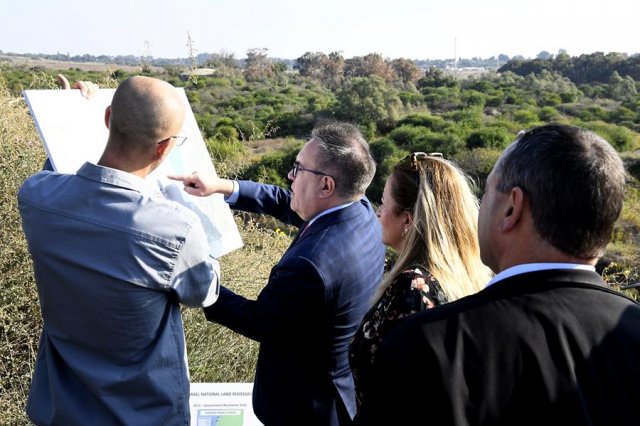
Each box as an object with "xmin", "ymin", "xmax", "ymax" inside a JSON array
[{"xmin": 375, "ymin": 154, "xmax": 492, "ymax": 302}]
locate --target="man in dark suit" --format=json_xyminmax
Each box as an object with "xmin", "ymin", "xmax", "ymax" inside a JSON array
[
  {"xmin": 355, "ymin": 124, "xmax": 640, "ymax": 426},
  {"xmin": 171, "ymin": 122, "xmax": 385, "ymax": 425}
]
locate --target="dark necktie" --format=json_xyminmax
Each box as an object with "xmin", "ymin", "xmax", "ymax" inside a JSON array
[{"xmin": 284, "ymin": 222, "xmax": 309, "ymax": 253}]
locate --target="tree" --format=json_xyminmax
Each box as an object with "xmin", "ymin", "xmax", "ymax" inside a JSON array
[
  {"xmin": 608, "ymin": 71, "xmax": 637, "ymax": 101},
  {"xmin": 295, "ymin": 52, "xmax": 328, "ymax": 78},
  {"xmin": 335, "ymin": 75, "xmax": 402, "ymax": 131},
  {"xmin": 537, "ymin": 51, "xmax": 553, "ymax": 60},
  {"xmin": 344, "ymin": 53, "xmax": 396, "ymax": 83},
  {"xmin": 322, "ymin": 51, "xmax": 345, "ymax": 89},
  {"xmin": 417, "ymin": 67, "xmax": 459, "ymax": 89},
  {"xmin": 245, "ymin": 48, "xmax": 273, "ymax": 81},
  {"xmin": 367, "ymin": 138, "xmax": 406, "ymax": 202},
  {"xmin": 391, "ymin": 58, "xmax": 421, "ymax": 88},
  {"xmin": 466, "ymin": 126, "xmax": 513, "ymax": 150},
  {"xmin": 295, "ymin": 51, "xmax": 344, "ymax": 89},
  {"xmin": 205, "ymin": 50, "xmax": 240, "ymax": 77}
]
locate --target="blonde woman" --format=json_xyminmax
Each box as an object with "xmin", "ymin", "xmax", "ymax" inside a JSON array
[{"xmin": 349, "ymin": 152, "xmax": 492, "ymax": 408}]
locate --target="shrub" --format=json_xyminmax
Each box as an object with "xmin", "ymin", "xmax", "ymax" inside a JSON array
[
  {"xmin": 396, "ymin": 113, "xmax": 448, "ymax": 131},
  {"xmin": 485, "ymin": 95, "xmax": 504, "ymax": 108},
  {"xmin": 539, "ymin": 92, "xmax": 562, "ymax": 106},
  {"xmin": 388, "ymin": 125, "xmax": 431, "ymax": 147},
  {"xmin": 538, "ymin": 106, "xmax": 560, "ymax": 121},
  {"xmin": 580, "ymin": 121, "xmax": 640, "ymax": 152},
  {"xmin": 504, "ymin": 90, "xmax": 525, "ymax": 105},
  {"xmin": 609, "ymin": 106, "xmax": 637, "ymax": 124},
  {"xmin": 398, "ymin": 90, "xmax": 423, "ymax": 107},
  {"xmin": 466, "ymin": 126, "xmax": 514, "ymax": 150},
  {"xmin": 241, "ymin": 143, "xmax": 302, "ymax": 186},
  {"xmin": 422, "ymin": 86, "xmax": 462, "ymax": 110},
  {"xmin": 453, "ymin": 147, "xmax": 503, "ymax": 196},
  {"xmin": 272, "ymin": 112, "xmax": 315, "ymax": 138},
  {"xmin": 443, "ymin": 107, "xmax": 484, "ymax": 130},
  {"xmin": 205, "ymin": 136, "xmax": 247, "ymax": 177},
  {"xmin": 367, "ymin": 138, "xmax": 407, "ymax": 202},
  {"xmin": 559, "ymin": 91, "xmax": 579, "ymax": 103},
  {"xmin": 462, "ymin": 90, "xmax": 487, "ymax": 108},
  {"xmin": 511, "ymin": 107, "xmax": 540, "ymax": 126}
]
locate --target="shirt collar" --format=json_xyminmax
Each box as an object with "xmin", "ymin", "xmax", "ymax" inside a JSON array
[
  {"xmin": 306, "ymin": 201, "xmax": 355, "ymax": 227},
  {"xmin": 76, "ymin": 162, "xmax": 151, "ymax": 195},
  {"xmin": 486, "ymin": 263, "xmax": 596, "ymax": 288}
]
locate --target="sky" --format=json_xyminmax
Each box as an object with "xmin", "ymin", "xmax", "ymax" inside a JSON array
[{"xmin": 1, "ymin": 0, "xmax": 638, "ymax": 60}]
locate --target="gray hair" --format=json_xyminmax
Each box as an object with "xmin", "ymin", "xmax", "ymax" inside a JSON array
[
  {"xmin": 494, "ymin": 124, "xmax": 626, "ymax": 259},
  {"xmin": 312, "ymin": 122, "xmax": 376, "ymax": 198}
]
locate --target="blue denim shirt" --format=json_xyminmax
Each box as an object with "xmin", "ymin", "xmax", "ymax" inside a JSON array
[{"xmin": 18, "ymin": 162, "xmax": 219, "ymax": 426}]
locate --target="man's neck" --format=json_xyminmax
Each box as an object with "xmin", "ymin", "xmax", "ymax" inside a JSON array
[
  {"xmin": 97, "ymin": 152, "xmax": 155, "ymax": 179},
  {"xmin": 306, "ymin": 197, "xmax": 357, "ymax": 224},
  {"xmin": 494, "ymin": 231, "xmax": 598, "ymax": 274},
  {"xmin": 496, "ymin": 249, "xmax": 598, "ymax": 274}
]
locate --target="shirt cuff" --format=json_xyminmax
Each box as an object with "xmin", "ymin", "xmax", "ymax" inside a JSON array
[
  {"xmin": 224, "ymin": 180, "xmax": 240, "ymax": 204},
  {"xmin": 201, "ymin": 257, "xmax": 221, "ymax": 307}
]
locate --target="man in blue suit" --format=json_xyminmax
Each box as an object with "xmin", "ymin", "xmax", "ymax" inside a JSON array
[{"xmin": 171, "ymin": 122, "xmax": 385, "ymax": 425}]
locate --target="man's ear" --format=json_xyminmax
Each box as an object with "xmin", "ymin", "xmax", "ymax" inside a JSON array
[
  {"xmin": 155, "ymin": 139, "xmax": 171, "ymax": 160},
  {"xmin": 104, "ymin": 106, "xmax": 111, "ymax": 129},
  {"xmin": 319, "ymin": 175, "xmax": 336, "ymax": 198},
  {"xmin": 501, "ymin": 186, "xmax": 525, "ymax": 232}
]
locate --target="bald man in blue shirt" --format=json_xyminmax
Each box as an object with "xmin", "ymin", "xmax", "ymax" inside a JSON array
[{"xmin": 19, "ymin": 76, "xmax": 220, "ymax": 426}]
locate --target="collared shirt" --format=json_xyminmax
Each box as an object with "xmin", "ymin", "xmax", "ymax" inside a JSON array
[
  {"xmin": 18, "ymin": 162, "xmax": 220, "ymax": 426},
  {"xmin": 486, "ymin": 263, "xmax": 597, "ymax": 288},
  {"xmin": 225, "ymin": 180, "xmax": 353, "ymax": 229}
]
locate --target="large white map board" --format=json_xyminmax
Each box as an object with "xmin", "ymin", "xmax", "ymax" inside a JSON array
[{"xmin": 22, "ymin": 88, "xmax": 243, "ymax": 258}]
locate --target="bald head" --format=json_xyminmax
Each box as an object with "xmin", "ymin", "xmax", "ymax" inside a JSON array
[{"xmin": 108, "ymin": 76, "xmax": 185, "ymax": 149}]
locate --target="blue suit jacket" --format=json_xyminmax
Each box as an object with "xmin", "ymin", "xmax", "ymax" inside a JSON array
[{"xmin": 204, "ymin": 181, "xmax": 385, "ymax": 426}]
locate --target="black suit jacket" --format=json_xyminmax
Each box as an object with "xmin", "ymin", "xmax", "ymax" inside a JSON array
[
  {"xmin": 355, "ymin": 269, "xmax": 640, "ymax": 426},
  {"xmin": 205, "ymin": 181, "xmax": 385, "ymax": 426}
]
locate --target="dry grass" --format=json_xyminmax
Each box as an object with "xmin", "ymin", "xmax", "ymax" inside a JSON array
[
  {"xmin": 185, "ymin": 215, "xmax": 292, "ymax": 383},
  {"xmin": 0, "ymin": 73, "xmax": 46, "ymax": 425}
]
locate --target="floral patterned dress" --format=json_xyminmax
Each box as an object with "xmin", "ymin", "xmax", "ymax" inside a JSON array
[{"xmin": 349, "ymin": 266, "xmax": 447, "ymax": 408}]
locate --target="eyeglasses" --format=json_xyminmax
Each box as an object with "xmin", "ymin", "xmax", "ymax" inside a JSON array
[
  {"xmin": 291, "ymin": 161, "xmax": 335, "ymax": 180},
  {"xmin": 157, "ymin": 136, "xmax": 188, "ymax": 146},
  {"xmin": 291, "ymin": 161, "xmax": 334, "ymax": 179},
  {"xmin": 406, "ymin": 152, "xmax": 443, "ymax": 170}
]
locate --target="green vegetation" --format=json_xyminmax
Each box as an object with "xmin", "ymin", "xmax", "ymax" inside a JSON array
[
  {"xmin": 2, "ymin": 50, "xmax": 640, "ymax": 423},
  {"xmin": 1, "ymin": 74, "xmax": 45, "ymax": 425}
]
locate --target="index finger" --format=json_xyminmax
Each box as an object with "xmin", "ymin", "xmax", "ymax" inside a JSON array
[
  {"xmin": 57, "ymin": 74, "xmax": 71, "ymax": 90},
  {"xmin": 167, "ymin": 174, "xmax": 190, "ymax": 182}
]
